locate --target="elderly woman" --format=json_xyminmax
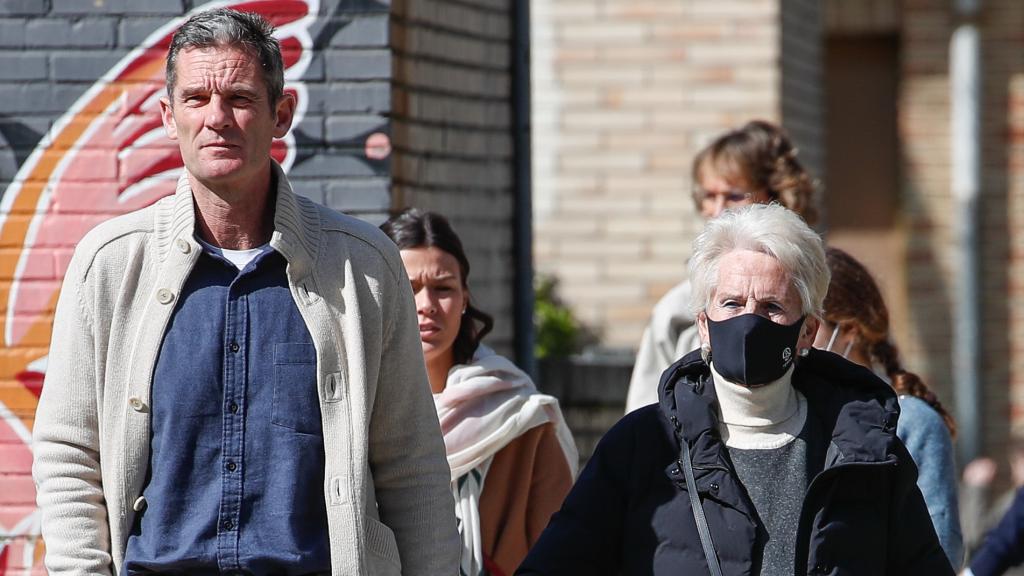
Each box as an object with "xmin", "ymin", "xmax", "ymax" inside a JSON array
[
  {"xmin": 381, "ymin": 208, "xmax": 577, "ymax": 576},
  {"xmin": 626, "ymin": 120, "xmax": 819, "ymax": 412},
  {"xmin": 517, "ymin": 204, "xmax": 952, "ymax": 575}
]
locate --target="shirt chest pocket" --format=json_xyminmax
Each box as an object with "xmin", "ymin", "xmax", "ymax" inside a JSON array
[{"xmin": 272, "ymin": 343, "xmax": 322, "ymax": 435}]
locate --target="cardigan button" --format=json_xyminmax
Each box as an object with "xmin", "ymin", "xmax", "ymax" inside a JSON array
[
  {"xmin": 175, "ymin": 238, "xmax": 191, "ymax": 254},
  {"xmin": 128, "ymin": 396, "xmax": 146, "ymax": 412},
  {"xmin": 156, "ymin": 288, "xmax": 175, "ymax": 305},
  {"xmin": 132, "ymin": 496, "xmax": 147, "ymax": 512}
]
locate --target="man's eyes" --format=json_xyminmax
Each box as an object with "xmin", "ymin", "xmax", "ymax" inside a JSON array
[{"xmin": 179, "ymin": 93, "xmax": 255, "ymax": 104}]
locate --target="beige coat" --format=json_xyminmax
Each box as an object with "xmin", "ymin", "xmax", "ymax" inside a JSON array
[
  {"xmin": 32, "ymin": 165, "xmax": 459, "ymax": 575},
  {"xmin": 625, "ymin": 280, "xmax": 702, "ymax": 413}
]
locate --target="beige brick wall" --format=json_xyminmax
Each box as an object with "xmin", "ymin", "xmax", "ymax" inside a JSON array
[
  {"xmin": 977, "ymin": 1, "xmax": 1024, "ymax": 452},
  {"xmin": 896, "ymin": 0, "xmax": 1024, "ymax": 458},
  {"xmin": 532, "ymin": 0, "xmax": 821, "ymax": 349},
  {"xmin": 390, "ymin": 0, "xmax": 516, "ymax": 353}
]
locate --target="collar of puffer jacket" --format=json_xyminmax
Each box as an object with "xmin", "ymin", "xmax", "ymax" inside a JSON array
[{"xmin": 658, "ymin": 348, "xmax": 902, "ymax": 470}]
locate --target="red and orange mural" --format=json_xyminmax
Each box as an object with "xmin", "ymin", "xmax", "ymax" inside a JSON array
[{"xmin": 0, "ymin": 1, "xmax": 317, "ymax": 571}]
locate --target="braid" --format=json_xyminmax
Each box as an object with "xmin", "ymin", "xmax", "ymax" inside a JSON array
[{"xmin": 871, "ymin": 338, "xmax": 957, "ymax": 437}]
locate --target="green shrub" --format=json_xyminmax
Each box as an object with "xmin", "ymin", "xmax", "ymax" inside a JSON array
[{"xmin": 534, "ymin": 276, "xmax": 582, "ymax": 359}]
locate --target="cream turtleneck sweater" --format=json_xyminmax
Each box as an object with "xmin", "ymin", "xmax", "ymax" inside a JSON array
[{"xmin": 710, "ymin": 363, "xmax": 807, "ymax": 450}]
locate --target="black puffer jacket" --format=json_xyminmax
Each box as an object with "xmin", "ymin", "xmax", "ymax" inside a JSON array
[{"xmin": 517, "ymin": 349, "xmax": 954, "ymax": 575}]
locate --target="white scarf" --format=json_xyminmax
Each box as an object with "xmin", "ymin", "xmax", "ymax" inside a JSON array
[{"xmin": 434, "ymin": 346, "xmax": 578, "ymax": 575}]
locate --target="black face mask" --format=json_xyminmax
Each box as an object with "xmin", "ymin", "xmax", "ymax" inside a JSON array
[{"xmin": 706, "ymin": 313, "xmax": 806, "ymax": 386}]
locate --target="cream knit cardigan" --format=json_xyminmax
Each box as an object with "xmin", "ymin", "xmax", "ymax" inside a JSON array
[{"xmin": 32, "ymin": 165, "xmax": 460, "ymax": 575}]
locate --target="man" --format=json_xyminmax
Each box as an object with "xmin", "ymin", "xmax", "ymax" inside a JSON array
[{"xmin": 32, "ymin": 8, "xmax": 459, "ymax": 575}]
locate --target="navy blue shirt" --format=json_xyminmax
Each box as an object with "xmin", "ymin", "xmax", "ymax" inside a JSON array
[{"xmin": 124, "ymin": 244, "xmax": 330, "ymax": 575}]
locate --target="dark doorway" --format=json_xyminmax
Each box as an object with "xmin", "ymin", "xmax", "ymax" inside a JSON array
[{"xmin": 823, "ymin": 34, "xmax": 908, "ymax": 341}]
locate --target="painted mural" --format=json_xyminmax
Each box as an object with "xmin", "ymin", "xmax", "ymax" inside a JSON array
[{"xmin": 0, "ymin": 0, "xmax": 318, "ymax": 571}]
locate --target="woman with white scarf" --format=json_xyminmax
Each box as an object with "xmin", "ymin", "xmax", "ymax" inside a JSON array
[{"xmin": 382, "ymin": 209, "xmax": 577, "ymax": 576}]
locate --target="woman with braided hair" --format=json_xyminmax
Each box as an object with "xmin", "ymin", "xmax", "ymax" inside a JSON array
[
  {"xmin": 626, "ymin": 119, "xmax": 820, "ymax": 413},
  {"xmin": 814, "ymin": 246, "xmax": 963, "ymax": 568}
]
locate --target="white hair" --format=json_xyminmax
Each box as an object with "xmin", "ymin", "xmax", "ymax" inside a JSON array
[{"xmin": 688, "ymin": 203, "xmax": 829, "ymax": 317}]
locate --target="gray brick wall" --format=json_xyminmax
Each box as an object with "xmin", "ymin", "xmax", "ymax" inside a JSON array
[
  {"xmin": 780, "ymin": 0, "xmax": 824, "ymax": 218},
  {"xmin": 390, "ymin": 0, "xmax": 517, "ymax": 355}
]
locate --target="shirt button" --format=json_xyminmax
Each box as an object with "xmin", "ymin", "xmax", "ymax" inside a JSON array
[
  {"xmin": 222, "ymin": 519, "xmax": 234, "ymax": 531},
  {"xmin": 226, "ymin": 461, "xmax": 237, "ymax": 472},
  {"xmin": 132, "ymin": 496, "xmax": 147, "ymax": 512},
  {"xmin": 229, "ymin": 342, "xmax": 240, "ymax": 353},
  {"xmin": 156, "ymin": 288, "xmax": 174, "ymax": 305},
  {"xmin": 175, "ymin": 238, "xmax": 191, "ymax": 254},
  {"xmin": 229, "ymin": 402, "xmax": 239, "ymax": 413},
  {"xmin": 128, "ymin": 396, "xmax": 146, "ymax": 411}
]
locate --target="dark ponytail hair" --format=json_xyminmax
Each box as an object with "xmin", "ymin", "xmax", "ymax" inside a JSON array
[
  {"xmin": 822, "ymin": 247, "xmax": 956, "ymax": 436},
  {"xmin": 380, "ymin": 208, "xmax": 494, "ymax": 366}
]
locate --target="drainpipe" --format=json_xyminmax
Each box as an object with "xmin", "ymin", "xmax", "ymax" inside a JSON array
[
  {"xmin": 950, "ymin": 0, "xmax": 981, "ymax": 464},
  {"xmin": 511, "ymin": 0, "xmax": 535, "ymax": 376}
]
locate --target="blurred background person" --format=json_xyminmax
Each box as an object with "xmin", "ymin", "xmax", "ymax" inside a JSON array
[
  {"xmin": 382, "ymin": 209, "xmax": 577, "ymax": 576},
  {"xmin": 814, "ymin": 246, "xmax": 962, "ymax": 568},
  {"xmin": 519, "ymin": 204, "xmax": 951, "ymax": 575},
  {"xmin": 964, "ymin": 481, "xmax": 1024, "ymax": 576},
  {"xmin": 960, "ymin": 443, "xmax": 1024, "ymax": 575},
  {"xmin": 625, "ymin": 119, "xmax": 819, "ymax": 413}
]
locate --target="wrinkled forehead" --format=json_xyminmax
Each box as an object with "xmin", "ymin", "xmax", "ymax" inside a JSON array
[
  {"xmin": 712, "ymin": 249, "xmax": 796, "ymax": 299},
  {"xmin": 173, "ymin": 45, "xmax": 266, "ymax": 92}
]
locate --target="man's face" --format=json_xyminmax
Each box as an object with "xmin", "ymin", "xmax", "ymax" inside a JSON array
[{"xmin": 160, "ymin": 45, "xmax": 294, "ymax": 191}]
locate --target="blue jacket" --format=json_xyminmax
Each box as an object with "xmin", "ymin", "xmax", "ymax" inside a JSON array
[
  {"xmin": 898, "ymin": 394, "xmax": 964, "ymax": 568},
  {"xmin": 970, "ymin": 487, "xmax": 1024, "ymax": 576},
  {"xmin": 517, "ymin": 349, "xmax": 954, "ymax": 575}
]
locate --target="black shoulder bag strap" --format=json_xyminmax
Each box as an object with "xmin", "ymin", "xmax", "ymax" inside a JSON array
[{"xmin": 680, "ymin": 439, "xmax": 724, "ymax": 576}]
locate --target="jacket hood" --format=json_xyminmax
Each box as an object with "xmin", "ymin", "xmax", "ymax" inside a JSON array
[{"xmin": 658, "ymin": 348, "xmax": 901, "ymax": 469}]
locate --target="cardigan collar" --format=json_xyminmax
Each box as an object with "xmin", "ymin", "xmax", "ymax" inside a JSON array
[{"xmin": 157, "ymin": 162, "xmax": 321, "ymax": 278}]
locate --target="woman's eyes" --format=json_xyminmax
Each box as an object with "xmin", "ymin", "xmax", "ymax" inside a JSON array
[
  {"xmin": 719, "ymin": 300, "xmax": 786, "ymax": 314},
  {"xmin": 409, "ymin": 283, "xmax": 455, "ymax": 295}
]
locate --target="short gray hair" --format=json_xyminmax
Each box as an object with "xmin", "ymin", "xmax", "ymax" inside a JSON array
[
  {"xmin": 688, "ymin": 203, "xmax": 829, "ymax": 317},
  {"xmin": 166, "ymin": 8, "xmax": 284, "ymax": 106}
]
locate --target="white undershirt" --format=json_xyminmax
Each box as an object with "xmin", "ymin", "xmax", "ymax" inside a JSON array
[
  {"xmin": 711, "ymin": 363, "xmax": 807, "ymax": 450},
  {"xmin": 196, "ymin": 237, "xmax": 271, "ymax": 270}
]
